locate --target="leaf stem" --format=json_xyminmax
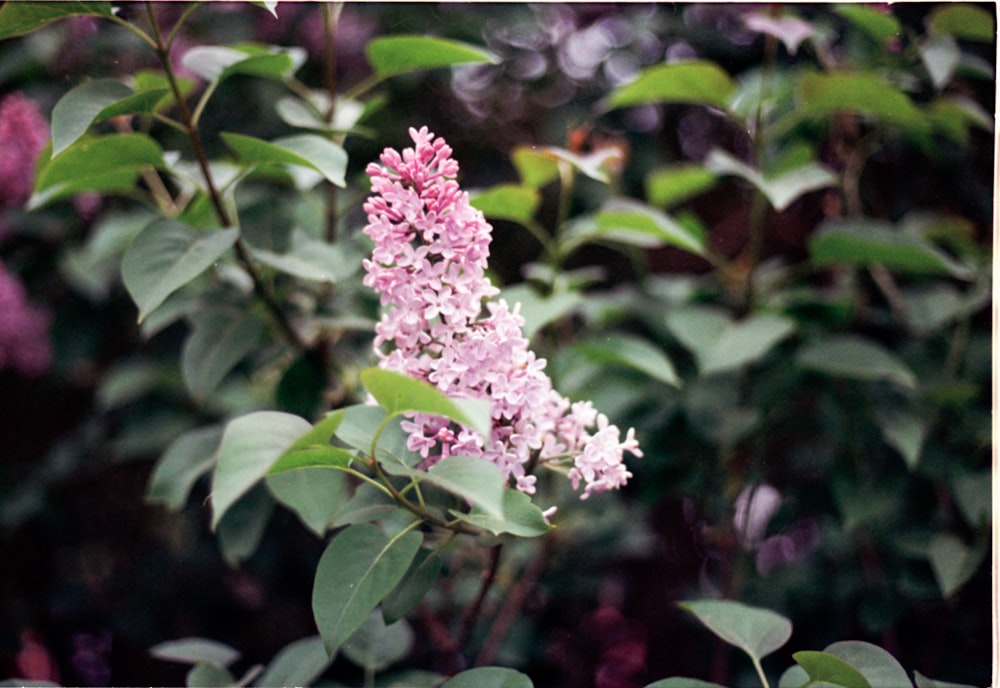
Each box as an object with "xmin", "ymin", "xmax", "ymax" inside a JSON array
[{"xmin": 750, "ymin": 655, "xmax": 771, "ymax": 688}]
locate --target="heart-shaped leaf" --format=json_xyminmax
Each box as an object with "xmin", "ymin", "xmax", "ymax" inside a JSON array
[{"xmin": 680, "ymin": 599, "xmax": 792, "ymax": 664}]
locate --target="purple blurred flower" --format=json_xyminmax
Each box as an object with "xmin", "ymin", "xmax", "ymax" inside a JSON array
[
  {"xmin": 733, "ymin": 483, "xmax": 820, "ymax": 576},
  {"xmin": 755, "ymin": 519, "xmax": 821, "ymax": 576},
  {"xmin": 0, "ymin": 93, "xmax": 50, "ymax": 208},
  {"xmin": 0, "ymin": 260, "xmax": 52, "ymax": 377},
  {"xmin": 733, "ymin": 483, "xmax": 781, "ymax": 549}
]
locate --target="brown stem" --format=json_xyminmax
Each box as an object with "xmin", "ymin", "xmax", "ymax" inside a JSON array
[
  {"xmin": 458, "ymin": 544, "xmax": 503, "ymax": 653},
  {"xmin": 145, "ymin": 1, "xmax": 308, "ymax": 352},
  {"xmin": 321, "ymin": 2, "xmax": 341, "ymax": 243}
]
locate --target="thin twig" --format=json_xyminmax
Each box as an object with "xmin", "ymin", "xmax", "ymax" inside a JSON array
[{"xmin": 458, "ymin": 544, "xmax": 503, "ymax": 653}]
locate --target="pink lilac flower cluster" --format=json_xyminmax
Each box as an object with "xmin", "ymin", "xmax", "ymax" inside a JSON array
[
  {"xmin": 362, "ymin": 127, "xmax": 641, "ymax": 499},
  {"xmin": 0, "ymin": 93, "xmax": 49, "ymax": 208},
  {"xmin": 0, "ymin": 260, "xmax": 52, "ymax": 377}
]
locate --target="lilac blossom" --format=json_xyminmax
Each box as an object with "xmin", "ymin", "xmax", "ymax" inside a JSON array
[
  {"xmin": 363, "ymin": 127, "xmax": 641, "ymax": 499},
  {"xmin": 0, "ymin": 93, "xmax": 49, "ymax": 208},
  {"xmin": 0, "ymin": 260, "xmax": 52, "ymax": 377},
  {"xmin": 733, "ymin": 483, "xmax": 820, "ymax": 576}
]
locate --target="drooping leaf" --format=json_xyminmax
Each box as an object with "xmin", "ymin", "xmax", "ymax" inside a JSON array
[
  {"xmin": 705, "ymin": 149, "xmax": 837, "ymax": 212},
  {"xmin": 469, "ymin": 184, "xmax": 541, "ymax": 224},
  {"xmin": 797, "ymin": 72, "xmax": 930, "ymax": 135},
  {"xmin": 823, "ymin": 641, "xmax": 913, "ymax": 688},
  {"xmin": 146, "ymin": 425, "xmax": 223, "ymax": 511},
  {"xmin": 583, "ymin": 200, "xmax": 707, "ymax": 254},
  {"xmin": 341, "ymin": 611, "xmax": 414, "ymax": 673},
  {"xmin": 0, "ymin": 1, "xmax": 113, "ymax": 40},
  {"xmin": 679, "ymin": 599, "xmax": 792, "ymax": 664},
  {"xmin": 181, "ymin": 309, "xmax": 266, "ymax": 402},
  {"xmin": 222, "ymin": 133, "xmax": 347, "ymax": 187},
  {"xmin": 30, "ymin": 134, "xmax": 166, "ymax": 208},
  {"xmin": 793, "ymin": 650, "xmax": 873, "ymax": 688},
  {"xmin": 663, "ymin": 305, "xmax": 732, "ymax": 357},
  {"xmin": 250, "ymin": 228, "xmax": 357, "ymax": 283},
  {"xmin": 360, "ymin": 367, "xmax": 492, "ymax": 440},
  {"xmin": 927, "ymin": 533, "xmax": 986, "ymax": 598},
  {"xmin": 928, "ymin": 4, "xmax": 996, "ymax": 42},
  {"xmin": 809, "ymin": 218, "xmax": 973, "ymax": 279},
  {"xmin": 51, "ymin": 80, "xmax": 169, "ymax": 155},
  {"xmin": 698, "ymin": 313, "xmax": 797, "ymax": 376},
  {"xmin": 604, "ymin": 60, "xmax": 738, "ymax": 111},
  {"xmin": 181, "ymin": 44, "xmax": 305, "ymax": 83},
  {"xmin": 266, "ymin": 467, "xmax": 348, "ymax": 537},
  {"xmin": 210, "ymin": 411, "xmax": 312, "ymax": 529},
  {"xmin": 149, "ymin": 638, "xmax": 240, "ymax": 668},
  {"xmin": 122, "ymin": 220, "xmax": 239, "ymax": 322},
  {"xmin": 365, "ymin": 35, "xmax": 499, "ymax": 79},
  {"xmin": 380, "ymin": 455, "xmax": 506, "ymax": 519},
  {"xmin": 575, "ymin": 334, "xmax": 681, "ymax": 387},
  {"xmin": 256, "ymin": 636, "xmax": 331, "ymax": 688},
  {"xmin": 950, "ymin": 471, "xmax": 990, "ymax": 530},
  {"xmin": 312, "ymin": 523, "xmax": 423, "ymax": 655},
  {"xmin": 797, "ymin": 335, "xmax": 917, "ymax": 389},
  {"xmin": 381, "ymin": 549, "xmax": 443, "ymax": 624},
  {"xmin": 645, "ymin": 164, "xmax": 719, "ymax": 208},
  {"xmin": 440, "ymin": 667, "xmax": 534, "ymax": 688},
  {"xmin": 875, "ymin": 405, "xmax": 927, "ymax": 470}
]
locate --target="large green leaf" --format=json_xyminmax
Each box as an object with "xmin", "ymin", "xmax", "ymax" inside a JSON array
[
  {"xmin": 499, "ymin": 285, "xmax": 585, "ymax": 341},
  {"xmin": 121, "ymin": 220, "xmax": 239, "ymax": 322},
  {"xmin": 216, "ymin": 484, "xmax": 274, "ymax": 566},
  {"xmin": 51, "ymin": 80, "xmax": 168, "ymax": 155},
  {"xmin": 181, "ymin": 44, "xmax": 305, "ymax": 83},
  {"xmin": 146, "ymin": 425, "xmax": 223, "ymax": 511},
  {"xmin": 181, "ymin": 309, "xmax": 266, "ymax": 402},
  {"xmin": 575, "ymin": 334, "xmax": 681, "ymax": 388},
  {"xmin": 604, "ymin": 60, "xmax": 738, "ymax": 111},
  {"xmin": 312, "ymin": 523, "xmax": 423, "ymax": 655},
  {"xmin": 256, "ymin": 636, "xmax": 331, "ymax": 688},
  {"xmin": 360, "ymin": 367, "xmax": 492, "ymax": 440},
  {"xmin": 796, "ymin": 335, "xmax": 917, "ymax": 389},
  {"xmin": 250, "ymin": 229, "xmax": 357, "ymax": 283},
  {"xmin": 581, "ymin": 200, "xmax": 707, "ymax": 255},
  {"xmin": 209, "ymin": 411, "xmax": 312, "ymax": 529},
  {"xmin": 149, "ymin": 638, "xmax": 239, "ymax": 668},
  {"xmin": 30, "ymin": 134, "xmax": 165, "ymax": 209},
  {"xmin": 705, "ymin": 149, "xmax": 837, "ymax": 211},
  {"xmin": 700, "ymin": 313, "xmax": 796, "ymax": 376},
  {"xmin": 645, "ymin": 164, "xmax": 719, "ymax": 208},
  {"xmin": 835, "ymin": 5, "xmax": 902, "ymax": 44},
  {"xmin": 341, "ymin": 612, "xmax": 414, "ymax": 673},
  {"xmin": 365, "ymin": 35, "xmax": 499, "ymax": 78},
  {"xmin": 679, "ymin": 599, "xmax": 792, "ymax": 664},
  {"xmin": 469, "ymin": 184, "xmax": 541, "ymax": 224},
  {"xmin": 809, "ymin": 219, "xmax": 973, "ymax": 279},
  {"xmin": 266, "ymin": 409, "xmax": 355, "ymax": 475},
  {"xmin": 441, "ymin": 667, "xmax": 534, "ymax": 688},
  {"xmin": 266, "ymin": 467, "xmax": 348, "ymax": 538},
  {"xmin": 381, "ymin": 549, "xmax": 444, "ymax": 624},
  {"xmin": 380, "ymin": 455, "xmax": 506, "ymax": 519},
  {"xmin": 928, "ymin": 4, "xmax": 996, "ymax": 42},
  {"xmin": 823, "ymin": 641, "xmax": 912, "ymax": 688},
  {"xmin": 450, "ymin": 488, "xmax": 552, "ymax": 537},
  {"xmin": 793, "ymin": 651, "xmax": 872, "ymax": 688},
  {"xmin": 222, "ymin": 133, "xmax": 347, "ymax": 187},
  {"xmin": 797, "ymin": 72, "xmax": 930, "ymax": 135},
  {"xmin": 0, "ymin": 1, "xmax": 112, "ymax": 40}
]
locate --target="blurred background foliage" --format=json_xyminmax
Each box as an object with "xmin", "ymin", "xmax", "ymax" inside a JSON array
[{"xmin": 0, "ymin": 3, "xmax": 993, "ymax": 687}]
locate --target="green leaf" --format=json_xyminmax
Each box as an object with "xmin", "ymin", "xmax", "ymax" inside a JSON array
[
  {"xmin": 186, "ymin": 663, "xmax": 235, "ymax": 688},
  {"xmin": 927, "ymin": 533, "xmax": 986, "ymax": 598},
  {"xmin": 210, "ymin": 411, "xmax": 312, "ymax": 529},
  {"xmin": 512, "ymin": 147, "xmax": 561, "ymax": 189},
  {"xmin": 663, "ymin": 305, "xmax": 731, "ymax": 356},
  {"xmin": 267, "ymin": 409, "xmax": 354, "ymax": 475},
  {"xmin": 0, "ymin": 1, "xmax": 112, "ymax": 40},
  {"xmin": 836, "ymin": 5, "xmax": 902, "ymax": 44},
  {"xmin": 928, "ymin": 4, "xmax": 996, "ymax": 42},
  {"xmin": 875, "ymin": 405, "xmax": 926, "ymax": 469},
  {"xmin": 30, "ymin": 134, "xmax": 165, "ymax": 208},
  {"xmin": 823, "ymin": 641, "xmax": 913, "ymax": 688},
  {"xmin": 928, "ymin": 95, "xmax": 994, "ymax": 144},
  {"xmin": 266, "ymin": 467, "xmax": 348, "ymax": 537},
  {"xmin": 341, "ymin": 611, "xmax": 414, "ymax": 673},
  {"xmin": 920, "ymin": 33, "xmax": 961, "ymax": 91},
  {"xmin": 604, "ymin": 60, "xmax": 738, "ymax": 111},
  {"xmin": 679, "ymin": 599, "xmax": 792, "ymax": 664},
  {"xmin": 645, "ymin": 164, "xmax": 719, "ymax": 208},
  {"xmin": 216, "ymin": 483, "xmax": 274, "ymax": 566},
  {"xmin": 181, "ymin": 309, "xmax": 265, "ymax": 402},
  {"xmin": 575, "ymin": 334, "xmax": 681, "ymax": 387},
  {"xmin": 809, "ymin": 219, "xmax": 973, "ymax": 279},
  {"xmin": 257, "ymin": 636, "xmax": 331, "ymax": 688},
  {"xmin": 149, "ymin": 638, "xmax": 239, "ymax": 668},
  {"xmin": 441, "ymin": 667, "xmax": 534, "ymax": 688},
  {"xmin": 250, "ymin": 228, "xmax": 357, "ymax": 283},
  {"xmin": 793, "ymin": 650, "xmax": 873, "ymax": 688},
  {"xmin": 705, "ymin": 149, "xmax": 837, "ymax": 211},
  {"xmin": 312, "ymin": 523, "xmax": 423, "ymax": 655},
  {"xmin": 643, "ymin": 680, "xmax": 729, "ymax": 688},
  {"xmin": 380, "ymin": 455, "xmax": 506, "ymax": 519},
  {"xmin": 450, "ymin": 488, "xmax": 552, "ymax": 537},
  {"xmin": 181, "ymin": 44, "xmax": 304, "ymax": 83},
  {"xmin": 222, "ymin": 133, "xmax": 347, "ymax": 187},
  {"xmin": 797, "ymin": 335, "xmax": 917, "ymax": 389},
  {"xmin": 499, "ymin": 285, "xmax": 584, "ymax": 341},
  {"xmin": 360, "ymin": 367, "xmax": 492, "ymax": 440},
  {"xmin": 778, "ymin": 665, "xmax": 810, "ymax": 688},
  {"xmin": 365, "ymin": 35, "xmax": 499, "ymax": 78},
  {"xmin": 382, "ymin": 549, "xmax": 443, "ymax": 624},
  {"xmin": 469, "ymin": 184, "xmax": 541, "ymax": 224},
  {"xmin": 585, "ymin": 200, "xmax": 707, "ymax": 254},
  {"xmin": 122, "ymin": 220, "xmax": 240, "ymax": 322},
  {"xmin": 914, "ymin": 671, "xmax": 979, "ymax": 688},
  {"xmin": 698, "ymin": 313, "xmax": 797, "ymax": 376},
  {"xmin": 797, "ymin": 72, "xmax": 930, "ymax": 135},
  {"xmin": 51, "ymin": 80, "xmax": 168, "ymax": 155},
  {"xmin": 146, "ymin": 426, "xmax": 223, "ymax": 511},
  {"xmin": 950, "ymin": 471, "xmax": 990, "ymax": 530}
]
